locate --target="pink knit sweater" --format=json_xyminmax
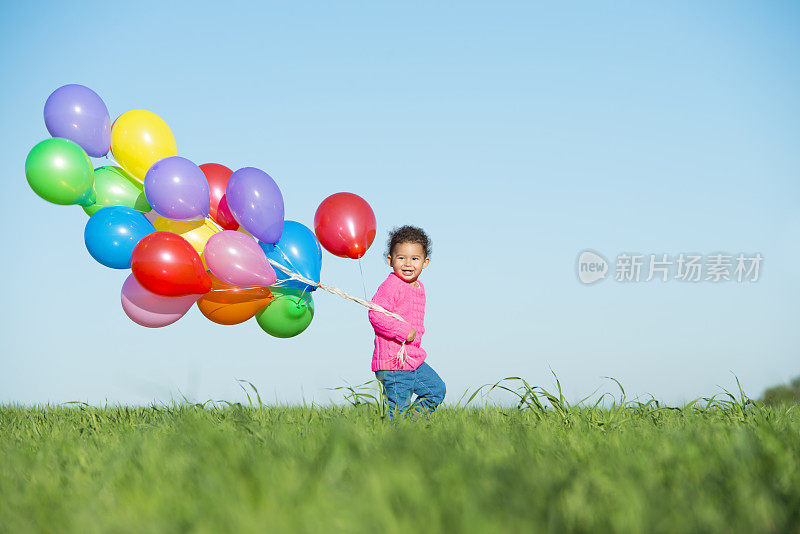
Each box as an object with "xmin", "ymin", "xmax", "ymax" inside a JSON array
[{"xmin": 368, "ymin": 272, "xmax": 427, "ymax": 371}]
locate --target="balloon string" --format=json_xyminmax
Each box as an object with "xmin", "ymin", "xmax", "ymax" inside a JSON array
[
  {"xmin": 265, "ymin": 257, "xmax": 408, "ymax": 366},
  {"xmin": 274, "ymin": 244, "xmax": 300, "ymax": 277},
  {"xmin": 266, "ymin": 258, "xmax": 402, "ymax": 320},
  {"xmin": 205, "ymin": 218, "xmax": 223, "ymax": 232},
  {"xmin": 297, "ymin": 286, "xmax": 308, "ymax": 309},
  {"xmin": 357, "ymin": 257, "xmax": 368, "ymax": 300}
]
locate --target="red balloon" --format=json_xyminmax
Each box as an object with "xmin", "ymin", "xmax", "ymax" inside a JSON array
[
  {"xmin": 314, "ymin": 192, "xmax": 376, "ymax": 259},
  {"xmin": 131, "ymin": 232, "xmax": 212, "ymax": 297},
  {"xmin": 200, "ymin": 163, "xmax": 239, "ymax": 230}
]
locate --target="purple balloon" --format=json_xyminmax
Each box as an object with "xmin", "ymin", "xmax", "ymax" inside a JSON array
[
  {"xmin": 226, "ymin": 167, "xmax": 284, "ymax": 244},
  {"xmin": 44, "ymin": 84, "xmax": 111, "ymax": 157},
  {"xmin": 144, "ymin": 156, "xmax": 210, "ymax": 222}
]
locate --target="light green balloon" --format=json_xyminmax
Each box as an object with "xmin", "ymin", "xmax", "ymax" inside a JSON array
[
  {"xmin": 25, "ymin": 138, "xmax": 95, "ymax": 206},
  {"xmin": 255, "ymin": 288, "xmax": 315, "ymax": 338},
  {"xmin": 83, "ymin": 166, "xmax": 151, "ymax": 216}
]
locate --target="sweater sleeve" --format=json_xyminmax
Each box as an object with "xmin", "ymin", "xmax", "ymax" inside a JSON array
[{"xmin": 368, "ymin": 280, "xmax": 413, "ymax": 343}]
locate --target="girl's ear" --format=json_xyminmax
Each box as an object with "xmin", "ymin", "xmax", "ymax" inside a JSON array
[
  {"xmin": 423, "ymin": 257, "xmax": 431, "ymax": 268},
  {"xmin": 386, "ymin": 255, "xmax": 392, "ymax": 266}
]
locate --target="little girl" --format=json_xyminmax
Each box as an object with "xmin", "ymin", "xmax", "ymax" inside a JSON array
[{"xmin": 368, "ymin": 225, "xmax": 446, "ymax": 419}]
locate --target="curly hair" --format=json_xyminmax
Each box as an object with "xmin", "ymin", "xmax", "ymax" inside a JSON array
[{"xmin": 386, "ymin": 225, "xmax": 431, "ymax": 258}]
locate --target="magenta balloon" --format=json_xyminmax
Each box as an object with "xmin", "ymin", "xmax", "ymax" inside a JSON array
[
  {"xmin": 144, "ymin": 156, "xmax": 210, "ymax": 221},
  {"xmin": 225, "ymin": 167, "xmax": 284, "ymax": 243},
  {"xmin": 120, "ymin": 274, "xmax": 200, "ymax": 328},
  {"xmin": 44, "ymin": 84, "xmax": 111, "ymax": 157},
  {"xmin": 203, "ymin": 230, "xmax": 277, "ymax": 288}
]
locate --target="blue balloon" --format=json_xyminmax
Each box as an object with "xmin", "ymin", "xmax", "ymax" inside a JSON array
[
  {"xmin": 84, "ymin": 206, "xmax": 155, "ymax": 269},
  {"xmin": 259, "ymin": 221, "xmax": 322, "ymax": 292}
]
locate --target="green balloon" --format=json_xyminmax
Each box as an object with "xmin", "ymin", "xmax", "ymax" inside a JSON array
[
  {"xmin": 255, "ymin": 288, "xmax": 315, "ymax": 338},
  {"xmin": 83, "ymin": 166, "xmax": 151, "ymax": 216},
  {"xmin": 25, "ymin": 138, "xmax": 95, "ymax": 207}
]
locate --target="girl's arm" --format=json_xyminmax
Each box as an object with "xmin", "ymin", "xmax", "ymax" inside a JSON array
[{"xmin": 369, "ymin": 284, "xmax": 413, "ymax": 343}]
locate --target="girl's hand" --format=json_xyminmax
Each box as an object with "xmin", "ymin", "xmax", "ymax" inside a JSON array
[{"xmin": 405, "ymin": 328, "xmax": 416, "ymax": 343}]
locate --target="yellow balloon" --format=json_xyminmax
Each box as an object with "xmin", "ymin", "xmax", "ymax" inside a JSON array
[
  {"xmin": 111, "ymin": 110, "xmax": 177, "ymax": 180},
  {"xmin": 153, "ymin": 217, "xmax": 220, "ymax": 268}
]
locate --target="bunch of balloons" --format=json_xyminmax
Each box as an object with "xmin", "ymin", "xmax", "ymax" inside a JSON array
[{"xmin": 26, "ymin": 84, "xmax": 379, "ymax": 338}]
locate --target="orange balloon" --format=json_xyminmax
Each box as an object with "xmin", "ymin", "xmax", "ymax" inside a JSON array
[{"xmin": 196, "ymin": 274, "xmax": 273, "ymax": 325}]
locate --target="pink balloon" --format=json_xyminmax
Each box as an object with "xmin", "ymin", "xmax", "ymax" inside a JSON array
[
  {"xmin": 203, "ymin": 230, "xmax": 277, "ymax": 287},
  {"xmin": 120, "ymin": 274, "xmax": 200, "ymax": 328}
]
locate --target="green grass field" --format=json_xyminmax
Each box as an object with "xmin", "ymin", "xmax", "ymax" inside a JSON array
[{"xmin": 1, "ymin": 378, "xmax": 799, "ymax": 533}]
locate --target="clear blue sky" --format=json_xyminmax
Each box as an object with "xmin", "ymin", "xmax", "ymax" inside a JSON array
[{"xmin": 1, "ymin": 1, "xmax": 798, "ymax": 406}]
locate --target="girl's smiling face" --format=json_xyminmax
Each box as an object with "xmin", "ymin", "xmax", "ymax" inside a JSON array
[{"xmin": 387, "ymin": 241, "xmax": 430, "ymax": 284}]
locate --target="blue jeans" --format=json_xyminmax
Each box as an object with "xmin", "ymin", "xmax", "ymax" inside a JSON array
[{"xmin": 375, "ymin": 362, "xmax": 446, "ymax": 420}]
